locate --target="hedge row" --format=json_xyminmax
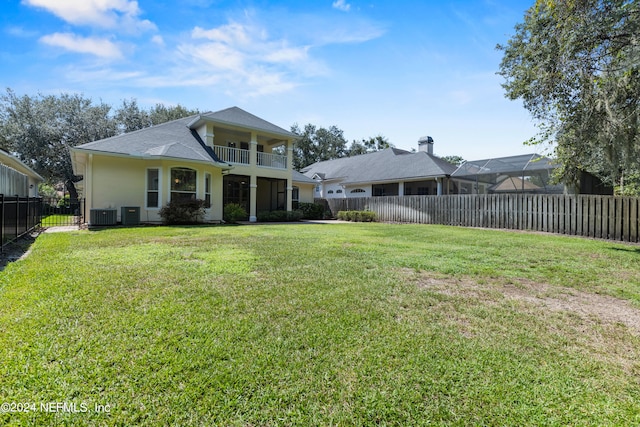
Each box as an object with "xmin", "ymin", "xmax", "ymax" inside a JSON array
[{"xmin": 336, "ymin": 210, "xmax": 377, "ymax": 222}]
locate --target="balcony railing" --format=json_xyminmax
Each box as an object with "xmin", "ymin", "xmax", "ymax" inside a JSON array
[
  {"xmin": 257, "ymin": 152, "xmax": 287, "ymax": 169},
  {"xmin": 214, "ymin": 146, "xmax": 250, "ymax": 164},
  {"xmin": 213, "ymin": 146, "xmax": 287, "ymax": 169}
]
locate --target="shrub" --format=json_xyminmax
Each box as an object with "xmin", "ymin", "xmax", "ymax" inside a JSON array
[
  {"xmin": 337, "ymin": 210, "xmax": 377, "ymax": 222},
  {"xmin": 257, "ymin": 210, "xmax": 303, "ymax": 222},
  {"xmin": 297, "ymin": 202, "xmax": 325, "ymax": 220},
  {"xmin": 223, "ymin": 203, "xmax": 248, "ymax": 223},
  {"xmin": 159, "ymin": 199, "xmax": 207, "ymax": 225}
]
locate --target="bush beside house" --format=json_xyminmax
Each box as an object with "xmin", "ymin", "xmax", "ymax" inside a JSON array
[{"xmin": 337, "ymin": 210, "xmax": 377, "ymax": 222}]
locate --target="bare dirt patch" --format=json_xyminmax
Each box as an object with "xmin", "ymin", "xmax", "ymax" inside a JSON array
[{"xmin": 402, "ymin": 268, "xmax": 640, "ymax": 335}]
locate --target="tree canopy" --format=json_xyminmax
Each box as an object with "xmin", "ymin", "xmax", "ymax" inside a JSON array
[
  {"xmin": 498, "ymin": 0, "xmax": 639, "ymax": 193},
  {"xmin": 291, "ymin": 124, "xmax": 394, "ymax": 170},
  {"xmin": 0, "ymin": 89, "xmax": 198, "ymax": 198}
]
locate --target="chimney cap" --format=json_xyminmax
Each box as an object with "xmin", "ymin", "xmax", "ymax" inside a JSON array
[{"xmin": 418, "ymin": 136, "xmax": 434, "ymax": 144}]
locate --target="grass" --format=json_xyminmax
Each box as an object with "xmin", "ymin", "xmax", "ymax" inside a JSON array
[
  {"xmin": 40, "ymin": 214, "xmax": 75, "ymax": 227},
  {"xmin": 1, "ymin": 223, "xmax": 640, "ymax": 425}
]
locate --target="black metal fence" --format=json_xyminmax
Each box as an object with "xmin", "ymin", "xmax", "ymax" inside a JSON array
[
  {"xmin": 1, "ymin": 195, "xmax": 85, "ymax": 252},
  {"xmin": 0, "ymin": 195, "xmax": 41, "ymax": 250}
]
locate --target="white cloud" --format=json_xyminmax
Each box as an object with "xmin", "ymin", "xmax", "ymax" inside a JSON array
[
  {"xmin": 151, "ymin": 35, "xmax": 164, "ymax": 46},
  {"xmin": 40, "ymin": 32, "xmax": 123, "ymax": 59},
  {"xmin": 23, "ymin": 0, "xmax": 156, "ymax": 32},
  {"xmin": 332, "ymin": 0, "xmax": 351, "ymax": 12}
]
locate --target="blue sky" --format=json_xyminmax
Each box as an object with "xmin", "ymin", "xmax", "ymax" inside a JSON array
[{"xmin": 1, "ymin": 0, "xmax": 540, "ymax": 160}]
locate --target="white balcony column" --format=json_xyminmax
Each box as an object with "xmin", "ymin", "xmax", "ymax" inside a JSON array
[
  {"xmin": 287, "ymin": 181, "xmax": 293, "ymax": 211},
  {"xmin": 205, "ymin": 125, "xmax": 214, "ymax": 148},
  {"xmin": 250, "ymin": 132, "xmax": 258, "ymax": 167},
  {"xmin": 398, "ymin": 182, "xmax": 405, "ymax": 196},
  {"xmin": 287, "ymin": 140, "xmax": 294, "ymax": 172},
  {"xmin": 437, "ymin": 177, "xmax": 443, "ymax": 196},
  {"xmin": 249, "ymin": 176, "xmax": 257, "ymax": 222}
]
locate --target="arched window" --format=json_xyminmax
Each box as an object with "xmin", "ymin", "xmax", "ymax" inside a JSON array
[
  {"xmin": 171, "ymin": 167, "xmax": 197, "ymax": 201},
  {"xmin": 336, "ymin": 189, "xmax": 343, "ymax": 194},
  {"xmin": 328, "ymin": 190, "xmax": 334, "ymax": 194},
  {"xmin": 350, "ymin": 188, "xmax": 365, "ymax": 193}
]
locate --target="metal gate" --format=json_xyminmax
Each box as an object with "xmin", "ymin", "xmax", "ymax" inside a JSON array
[{"xmin": 40, "ymin": 197, "xmax": 85, "ymax": 226}]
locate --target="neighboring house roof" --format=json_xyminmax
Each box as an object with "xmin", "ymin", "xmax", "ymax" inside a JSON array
[
  {"xmin": 301, "ymin": 148, "xmax": 457, "ymax": 185},
  {"xmin": 188, "ymin": 107, "xmax": 298, "ymax": 139},
  {"xmin": 292, "ymin": 170, "xmax": 317, "ymax": 184},
  {"xmin": 0, "ymin": 148, "xmax": 44, "ymax": 181},
  {"xmin": 71, "ymin": 115, "xmax": 231, "ymax": 167}
]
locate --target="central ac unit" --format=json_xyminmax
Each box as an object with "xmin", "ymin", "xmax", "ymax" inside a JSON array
[{"xmin": 90, "ymin": 209, "xmax": 117, "ymax": 226}]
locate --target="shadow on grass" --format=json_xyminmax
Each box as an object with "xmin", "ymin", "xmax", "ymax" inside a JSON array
[
  {"xmin": 608, "ymin": 245, "xmax": 640, "ymax": 255},
  {"xmin": 0, "ymin": 232, "xmax": 40, "ymax": 272}
]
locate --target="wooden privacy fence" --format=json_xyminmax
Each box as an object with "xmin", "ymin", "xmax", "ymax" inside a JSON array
[{"xmin": 322, "ymin": 194, "xmax": 640, "ymax": 243}]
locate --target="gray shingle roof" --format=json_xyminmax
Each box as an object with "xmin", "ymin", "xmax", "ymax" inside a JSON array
[
  {"xmin": 190, "ymin": 107, "xmax": 298, "ymax": 139},
  {"xmin": 72, "ymin": 115, "xmax": 221, "ymax": 163},
  {"xmin": 301, "ymin": 148, "xmax": 457, "ymax": 184},
  {"xmin": 292, "ymin": 170, "xmax": 317, "ymax": 184}
]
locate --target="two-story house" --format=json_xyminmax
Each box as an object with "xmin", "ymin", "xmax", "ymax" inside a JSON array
[{"xmin": 71, "ymin": 107, "xmax": 315, "ymax": 224}]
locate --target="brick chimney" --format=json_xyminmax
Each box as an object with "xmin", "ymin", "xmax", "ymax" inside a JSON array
[{"xmin": 418, "ymin": 136, "xmax": 434, "ymax": 155}]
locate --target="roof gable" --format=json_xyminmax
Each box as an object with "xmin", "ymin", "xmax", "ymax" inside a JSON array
[{"xmin": 190, "ymin": 107, "xmax": 297, "ymax": 139}]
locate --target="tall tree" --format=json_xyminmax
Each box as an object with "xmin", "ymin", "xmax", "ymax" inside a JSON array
[
  {"xmin": 291, "ymin": 123, "xmax": 348, "ymax": 170},
  {"xmin": 0, "ymin": 89, "xmax": 117, "ymax": 199},
  {"xmin": 497, "ymin": 0, "xmax": 639, "ymax": 192},
  {"xmin": 115, "ymin": 98, "xmax": 152, "ymax": 133},
  {"xmin": 347, "ymin": 135, "xmax": 394, "ymax": 157},
  {"xmin": 149, "ymin": 103, "xmax": 199, "ymax": 125}
]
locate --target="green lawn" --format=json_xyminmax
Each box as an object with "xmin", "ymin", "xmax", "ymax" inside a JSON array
[
  {"xmin": 40, "ymin": 214, "xmax": 75, "ymax": 227},
  {"xmin": 1, "ymin": 223, "xmax": 640, "ymax": 426}
]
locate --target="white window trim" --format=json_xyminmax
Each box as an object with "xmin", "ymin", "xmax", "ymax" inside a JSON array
[{"xmin": 146, "ymin": 167, "xmax": 162, "ymax": 209}]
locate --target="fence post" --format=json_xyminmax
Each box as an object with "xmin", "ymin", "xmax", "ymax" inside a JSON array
[
  {"xmin": 14, "ymin": 194, "xmax": 19, "ymax": 242},
  {"xmin": 0, "ymin": 194, "xmax": 4, "ymax": 253}
]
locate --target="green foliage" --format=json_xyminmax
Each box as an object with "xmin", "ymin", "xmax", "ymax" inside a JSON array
[
  {"xmin": 158, "ymin": 199, "xmax": 207, "ymax": 225},
  {"xmin": 441, "ymin": 155, "xmax": 465, "ymax": 166},
  {"xmin": 290, "ymin": 123, "xmax": 348, "ymax": 170},
  {"xmin": 257, "ymin": 210, "xmax": 302, "ymax": 222},
  {"xmin": 0, "ymin": 89, "xmax": 117, "ymax": 199},
  {"xmin": 337, "ymin": 210, "xmax": 377, "ymax": 222},
  {"xmin": 347, "ymin": 135, "xmax": 394, "ymax": 157},
  {"xmin": 498, "ymin": 0, "xmax": 640, "ymax": 189},
  {"xmin": 296, "ymin": 202, "xmax": 325, "ymax": 219},
  {"xmin": 223, "ymin": 203, "xmax": 248, "ymax": 223},
  {"xmin": 37, "ymin": 183, "xmax": 57, "ymax": 198},
  {"xmin": 0, "ymin": 89, "xmax": 199, "ymax": 199}
]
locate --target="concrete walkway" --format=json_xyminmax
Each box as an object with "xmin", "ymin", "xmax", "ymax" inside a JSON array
[{"xmin": 43, "ymin": 225, "xmax": 81, "ymax": 233}]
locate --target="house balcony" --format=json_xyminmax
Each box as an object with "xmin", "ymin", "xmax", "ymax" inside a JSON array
[
  {"xmin": 257, "ymin": 152, "xmax": 287, "ymax": 169},
  {"xmin": 214, "ymin": 146, "xmax": 250, "ymax": 165},
  {"xmin": 214, "ymin": 146, "xmax": 287, "ymax": 170}
]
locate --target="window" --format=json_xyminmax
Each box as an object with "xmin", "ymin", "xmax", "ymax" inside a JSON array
[
  {"xmin": 292, "ymin": 186, "xmax": 300, "ymax": 202},
  {"xmin": 336, "ymin": 189, "xmax": 343, "ymax": 194},
  {"xmin": 205, "ymin": 173, "xmax": 212, "ymax": 208},
  {"xmin": 351, "ymin": 188, "xmax": 365, "ymax": 193},
  {"xmin": 171, "ymin": 167, "xmax": 197, "ymax": 202},
  {"xmin": 328, "ymin": 190, "xmax": 334, "ymax": 194},
  {"xmin": 147, "ymin": 168, "xmax": 160, "ymax": 208},
  {"xmin": 372, "ymin": 183, "xmax": 399, "ymax": 197}
]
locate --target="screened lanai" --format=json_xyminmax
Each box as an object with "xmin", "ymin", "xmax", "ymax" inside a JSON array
[{"xmin": 451, "ymin": 153, "xmax": 564, "ymax": 194}]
